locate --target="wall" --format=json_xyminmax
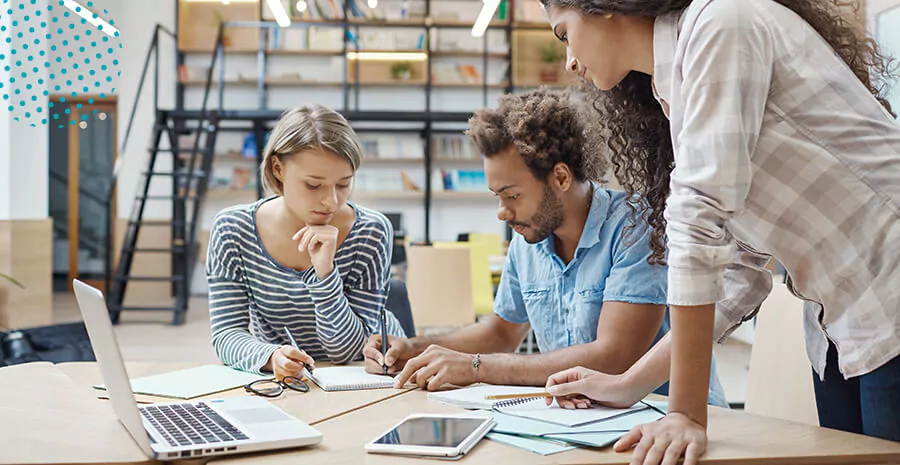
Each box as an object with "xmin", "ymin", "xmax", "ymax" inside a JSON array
[{"xmin": 0, "ymin": 0, "xmax": 52, "ymax": 328}]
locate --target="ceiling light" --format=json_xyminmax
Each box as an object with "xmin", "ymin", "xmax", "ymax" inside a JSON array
[
  {"xmin": 471, "ymin": 0, "xmax": 500, "ymax": 37},
  {"xmin": 295, "ymin": 0, "xmax": 308, "ymax": 13},
  {"xmin": 265, "ymin": 0, "xmax": 292, "ymax": 27},
  {"xmin": 346, "ymin": 51, "xmax": 427, "ymax": 61}
]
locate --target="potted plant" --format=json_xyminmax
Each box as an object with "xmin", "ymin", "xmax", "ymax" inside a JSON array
[
  {"xmin": 390, "ymin": 62, "xmax": 413, "ymax": 81},
  {"xmin": 539, "ymin": 42, "xmax": 565, "ymax": 83}
]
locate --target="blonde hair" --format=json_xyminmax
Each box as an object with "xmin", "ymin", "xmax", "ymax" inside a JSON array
[{"xmin": 260, "ymin": 105, "xmax": 363, "ymax": 196}]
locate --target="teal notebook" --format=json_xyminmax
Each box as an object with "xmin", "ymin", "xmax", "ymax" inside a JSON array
[
  {"xmin": 94, "ymin": 365, "xmax": 267, "ymax": 400},
  {"xmin": 490, "ymin": 406, "xmax": 665, "ymax": 448}
]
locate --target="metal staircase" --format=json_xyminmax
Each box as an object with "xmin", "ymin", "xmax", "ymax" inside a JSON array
[{"xmin": 107, "ymin": 109, "xmax": 219, "ymax": 325}]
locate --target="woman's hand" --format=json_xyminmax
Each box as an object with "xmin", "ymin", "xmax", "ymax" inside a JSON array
[
  {"xmin": 614, "ymin": 412, "xmax": 707, "ymax": 465},
  {"xmin": 267, "ymin": 346, "xmax": 316, "ymax": 380},
  {"xmin": 545, "ymin": 366, "xmax": 647, "ymax": 409},
  {"xmin": 293, "ymin": 225, "xmax": 339, "ymax": 278}
]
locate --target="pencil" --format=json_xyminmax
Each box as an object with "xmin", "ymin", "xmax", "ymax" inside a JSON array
[{"xmin": 485, "ymin": 392, "xmax": 553, "ymax": 401}]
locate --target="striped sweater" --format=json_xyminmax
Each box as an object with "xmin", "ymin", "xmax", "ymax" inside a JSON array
[{"xmin": 206, "ymin": 198, "xmax": 406, "ymax": 374}]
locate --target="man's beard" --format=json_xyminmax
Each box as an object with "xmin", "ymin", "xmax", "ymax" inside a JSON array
[{"xmin": 510, "ymin": 184, "xmax": 564, "ymax": 244}]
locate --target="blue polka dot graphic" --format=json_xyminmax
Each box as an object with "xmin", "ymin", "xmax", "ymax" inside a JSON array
[{"xmin": 1, "ymin": 0, "xmax": 122, "ymax": 127}]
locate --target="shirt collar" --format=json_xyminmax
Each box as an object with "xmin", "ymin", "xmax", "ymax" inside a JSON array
[
  {"xmin": 652, "ymin": 11, "xmax": 679, "ymax": 113},
  {"xmin": 536, "ymin": 182, "xmax": 610, "ymax": 257}
]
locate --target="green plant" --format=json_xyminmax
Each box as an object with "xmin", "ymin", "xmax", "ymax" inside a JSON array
[
  {"xmin": 540, "ymin": 42, "xmax": 565, "ymax": 64},
  {"xmin": 0, "ymin": 272, "xmax": 24, "ymax": 289},
  {"xmin": 390, "ymin": 62, "xmax": 412, "ymax": 80}
]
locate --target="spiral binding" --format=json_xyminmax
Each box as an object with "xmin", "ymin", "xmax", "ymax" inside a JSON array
[{"xmin": 492, "ymin": 395, "xmax": 543, "ymax": 409}]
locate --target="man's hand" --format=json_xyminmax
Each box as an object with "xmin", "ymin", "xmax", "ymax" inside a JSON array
[
  {"xmin": 613, "ymin": 412, "xmax": 708, "ymax": 465},
  {"xmin": 394, "ymin": 345, "xmax": 476, "ymax": 390},
  {"xmin": 545, "ymin": 366, "xmax": 645, "ymax": 409},
  {"xmin": 362, "ymin": 334, "xmax": 415, "ymax": 375},
  {"xmin": 267, "ymin": 346, "xmax": 316, "ymax": 380},
  {"xmin": 293, "ymin": 225, "xmax": 339, "ymax": 278}
]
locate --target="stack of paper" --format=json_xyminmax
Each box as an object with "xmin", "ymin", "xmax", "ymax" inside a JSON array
[{"xmin": 429, "ymin": 385, "xmax": 666, "ymax": 455}]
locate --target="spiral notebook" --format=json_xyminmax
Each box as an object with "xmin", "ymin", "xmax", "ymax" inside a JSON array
[
  {"xmin": 428, "ymin": 385, "xmax": 646, "ymax": 428},
  {"xmin": 302, "ymin": 366, "xmax": 395, "ymax": 392},
  {"xmin": 491, "ymin": 395, "xmax": 647, "ymax": 428}
]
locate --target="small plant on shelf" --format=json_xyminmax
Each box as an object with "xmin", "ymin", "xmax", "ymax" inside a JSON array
[
  {"xmin": 539, "ymin": 42, "xmax": 566, "ymax": 83},
  {"xmin": 390, "ymin": 62, "xmax": 413, "ymax": 81}
]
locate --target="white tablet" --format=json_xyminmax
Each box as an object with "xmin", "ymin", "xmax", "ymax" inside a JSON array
[{"xmin": 365, "ymin": 414, "xmax": 495, "ymax": 458}]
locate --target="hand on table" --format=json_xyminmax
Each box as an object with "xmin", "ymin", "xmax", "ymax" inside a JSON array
[
  {"xmin": 393, "ymin": 345, "xmax": 476, "ymax": 390},
  {"xmin": 614, "ymin": 412, "xmax": 707, "ymax": 465}
]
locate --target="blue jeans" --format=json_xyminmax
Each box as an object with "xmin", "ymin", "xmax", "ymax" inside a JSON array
[{"xmin": 812, "ymin": 342, "xmax": 900, "ymax": 442}]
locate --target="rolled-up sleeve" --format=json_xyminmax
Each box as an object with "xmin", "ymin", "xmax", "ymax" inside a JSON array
[
  {"xmin": 665, "ymin": 2, "xmax": 773, "ymax": 306},
  {"xmin": 714, "ymin": 246, "xmax": 774, "ymax": 342}
]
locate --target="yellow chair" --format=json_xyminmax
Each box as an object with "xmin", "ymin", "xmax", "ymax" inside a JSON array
[
  {"xmin": 434, "ymin": 241, "xmax": 495, "ymax": 316},
  {"xmin": 466, "ymin": 232, "xmax": 504, "ymax": 257}
]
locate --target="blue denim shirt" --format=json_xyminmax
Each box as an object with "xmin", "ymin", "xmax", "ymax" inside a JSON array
[{"xmin": 495, "ymin": 184, "xmax": 728, "ymax": 407}]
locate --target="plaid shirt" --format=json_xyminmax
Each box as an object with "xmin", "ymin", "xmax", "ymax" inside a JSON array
[{"xmin": 653, "ymin": 0, "xmax": 900, "ymax": 379}]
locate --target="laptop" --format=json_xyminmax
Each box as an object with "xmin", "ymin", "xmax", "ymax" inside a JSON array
[{"xmin": 72, "ymin": 279, "xmax": 323, "ymax": 460}]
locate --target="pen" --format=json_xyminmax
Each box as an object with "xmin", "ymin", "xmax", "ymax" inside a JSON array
[
  {"xmin": 379, "ymin": 306, "xmax": 388, "ymax": 375},
  {"xmin": 284, "ymin": 327, "xmax": 314, "ymax": 374}
]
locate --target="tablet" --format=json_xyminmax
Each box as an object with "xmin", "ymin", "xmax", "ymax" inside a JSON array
[{"xmin": 365, "ymin": 414, "xmax": 495, "ymax": 458}]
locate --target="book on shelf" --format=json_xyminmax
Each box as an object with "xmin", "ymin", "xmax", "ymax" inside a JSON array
[
  {"xmin": 437, "ymin": 169, "xmax": 488, "ymax": 192},
  {"xmin": 358, "ymin": 134, "xmax": 424, "ymax": 160},
  {"xmin": 433, "ymin": 134, "xmax": 480, "ymax": 160}
]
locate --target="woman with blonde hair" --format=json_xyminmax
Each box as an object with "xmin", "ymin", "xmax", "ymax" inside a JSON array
[
  {"xmin": 207, "ymin": 105, "xmax": 405, "ymax": 379},
  {"xmin": 538, "ymin": 0, "xmax": 900, "ymax": 463}
]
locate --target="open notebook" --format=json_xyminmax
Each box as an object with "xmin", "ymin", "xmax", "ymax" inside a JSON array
[
  {"xmin": 492, "ymin": 395, "xmax": 647, "ymax": 428},
  {"xmin": 303, "ymin": 366, "xmax": 395, "ymax": 392},
  {"xmin": 429, "ymin": 384, "xmax": 647, "ymax": 428}
]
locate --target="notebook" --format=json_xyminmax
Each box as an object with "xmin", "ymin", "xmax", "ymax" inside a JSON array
[
  {"xmin": 490, "ymin": 406, "xmax": 666, "ymax": 448},
  {"xmin": 486, "ymin": 432, "xmax": 577, "ymax": 456},
  {"xmin": 428, "ymin": 384, "xmax": 646, "ymax": 428},
  {"xmin": 428, "ymin": 385, "xmax": 548, "ymax": 410},
  {"xmin": 302, "ymin": 366, "xmax": 395, "ymax": 391},
  {"xmin": 492, "ymin": 396, "xmax": 648, "ymax": 428},
  {"xmin": 93, "ymin": 364, "xmax": 267, "ymax": 400}
]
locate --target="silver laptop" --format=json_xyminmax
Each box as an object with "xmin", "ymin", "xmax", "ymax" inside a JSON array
[{"xmin": 72, "ymin": 279, "xmax": 323, "ymax": 461}]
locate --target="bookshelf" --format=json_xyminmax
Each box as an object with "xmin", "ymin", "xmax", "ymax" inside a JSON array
[{"xmin": 176, "ymin": 0, "xmax": 560, "ymax": 242}]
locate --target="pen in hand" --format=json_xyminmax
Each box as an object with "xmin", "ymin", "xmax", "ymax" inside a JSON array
[
  {"xmin": 379, "ymin": 307, "xmax": 388, "ymax": 375},
  {"xmin": 284, "ymin": 327, "xmax": 314, "ymax": 375}
]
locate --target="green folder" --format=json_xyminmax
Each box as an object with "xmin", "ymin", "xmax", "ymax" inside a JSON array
[{"xmin": 94, "ymin": 365, "xmax": 268, "ymax": 400}]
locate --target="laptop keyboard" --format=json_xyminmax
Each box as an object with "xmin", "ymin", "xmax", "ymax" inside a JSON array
[{"xmin": 140, "ymin": 402, "xmax": 250, "ymax": 447}]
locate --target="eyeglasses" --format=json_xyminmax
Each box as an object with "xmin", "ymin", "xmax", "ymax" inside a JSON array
[{"xmin": 244, "ymin": 376, "xmax": 309, "ymax": 398}]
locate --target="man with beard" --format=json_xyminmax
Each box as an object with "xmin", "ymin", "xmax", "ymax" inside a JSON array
[{"xmin": 362, "ymin": 89, "xmax": 727, "ymax": 407}]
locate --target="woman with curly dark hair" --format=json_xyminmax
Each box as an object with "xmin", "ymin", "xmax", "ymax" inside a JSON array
[{"xmin": 535, "ymin": 0, "xmax": 900, "ymax": 463}]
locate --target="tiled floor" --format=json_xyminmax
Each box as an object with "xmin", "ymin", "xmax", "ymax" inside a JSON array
[{"xmin": 52, "ymin": 292, "xmax": 752, "ymax": 405}]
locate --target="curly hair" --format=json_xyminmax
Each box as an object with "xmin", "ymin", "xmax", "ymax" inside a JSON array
[
  {"xmin": 539, "ymin": 0, "xmax": 898, "ymax": 265},
  {"xmin": 465, "ymin": 87, "xmax": 608, "ymax": 183}
]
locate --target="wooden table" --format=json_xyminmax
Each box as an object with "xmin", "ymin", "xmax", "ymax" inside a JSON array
[
  {"xmin": 212, "ymin": 389, "xmax": 900, "ymax": 465},
  {"xmin": 3, "ymin": 361, "xmax": 900, "ymax": 465},
  {"xmin": 56, "ymin": 361, "xmax": 412, "ymax": 426},
  {"xmin": 0, "ymin": 361, "xmax": 410, "ymax": 464}
]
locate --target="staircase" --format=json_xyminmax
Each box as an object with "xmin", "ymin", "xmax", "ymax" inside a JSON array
[{"xmin": 107, "ymin": 109, "xmax": 220, "ymax": 325}]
